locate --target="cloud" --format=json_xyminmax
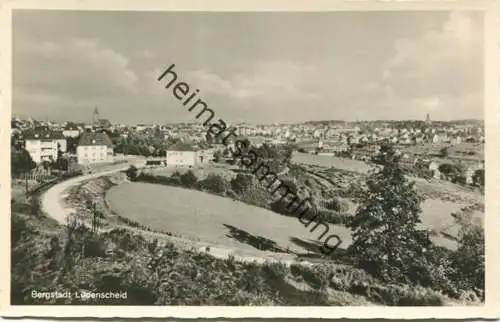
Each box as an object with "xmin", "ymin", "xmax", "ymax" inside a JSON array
[
  {"xmin": 186, "ymin": 61, "xmax": 318, "ymax": 101},
  {"xmin": 14, "ymin": 37, "xmax": 138, "ymax": 101},
  {"xmin": 141, "ymin": 49, "xmax": 157, "ymax": 59},
  {"xmin": 383, "ymin": 11, "xmax": 482, "ymax": 100}
]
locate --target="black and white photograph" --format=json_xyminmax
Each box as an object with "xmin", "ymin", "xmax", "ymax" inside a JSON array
[{"xmin": 1, "ymin": 0, "xmax": 499, "ymax": 319}]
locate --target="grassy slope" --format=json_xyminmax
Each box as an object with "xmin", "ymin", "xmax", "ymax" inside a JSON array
[{"xmin": 11, "ymin": 187, "xmax": 465, "ymax": 306}]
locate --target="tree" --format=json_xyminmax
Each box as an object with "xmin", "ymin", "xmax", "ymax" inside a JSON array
[
  {"xmin": 230, "ymin": 173, "xmax": 254, "ymax": 194},
  {"xmin": 347, "ymin": 143, "xmax": 431, "ymax": 283},
  {"xmin": 439, "ymin": 147, "xmax": 449, "ymax": 158},
  {"xmin": 11, "ymin": 148, "xmax": 36, "ymax": 195},
  {"xmin": 198, "ymin": 174, "xmax": 229, "ymax": 194},
  {"xmin": 451, "ymin": 223, "xmax": 484, "ymax": 299},
  {"xmin": 180, "ymin": 170, "xmax": 198, "ymax": 188},
  {"xmin": 438, "ymin": 163, "xmax": 464, "ymax": 182},
  {"xmin": 169, "ymin": 171, "xmax": 182, "ymax": 185},
  {"xmin": 66, "ymin": 136, "xmax": 79, "ymax": 154},
  {"xmin": 413, "ymin": 160, "xmax": 433, "ymax": 180},
  {"xmin": 41, "ymin": 160, "xmax": 52, "ymax": 171},
  {"xmin": 213, "ymin": 150, "xmax": 222, "ymax": 163},
  {"xmin": 85, "ymin": 200, "xmax": 105, "ymax": 234},
  {"xmin": 54, "ymin": 158, "xmax": 69, "ymax": 171},
  {"xmin": 125, "ymin": 165, "xmax": 138, "ymax": 181},
  {"xmin": 323, "ymin": 197, "xmax": 348, "ymax": 212},
  {"xmin": 472, "ymin": 169, "xmax": 485, "ymax": 187}
]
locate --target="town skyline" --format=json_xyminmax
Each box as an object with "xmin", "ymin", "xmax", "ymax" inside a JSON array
[
  {"xmin": 13, "ymin": 10, "xmax": 484, "ymax": 124},
  {"xmin": 11, "ymin": 112, "xmax": 485, "ymax": 126}
]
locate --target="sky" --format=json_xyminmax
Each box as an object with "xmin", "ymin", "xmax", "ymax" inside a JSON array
[{"xmin": 12, "ymin": 10, "xmax": 484, "ymax": 124}]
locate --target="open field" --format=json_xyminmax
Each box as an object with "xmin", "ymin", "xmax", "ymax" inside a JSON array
[
  {"xmin": 397, "ymin": 142, "xmax": 484, "ymax": 163},
  {"xmin": 107, "ymin": 182, "xmax": 352, "ymax": 258},
  {"xmin": 292, "ymin": 152, "xmax": 371, "ymax": 174},
  {"xmin": 291, "ymin": 152, "xmax": 484, "ymax": 236},
  {"xmin": 106, "ymin": 182, "xmax": 462, "ymax": 255}
]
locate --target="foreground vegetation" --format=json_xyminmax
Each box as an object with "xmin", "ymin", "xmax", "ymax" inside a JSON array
[
  {"xmin": 10, "ymin": 141, "xmax": 483, "ymax": 306},
  {"xmin": 12, "ymin": 195, "xmax": 478, "ymax": 306}
]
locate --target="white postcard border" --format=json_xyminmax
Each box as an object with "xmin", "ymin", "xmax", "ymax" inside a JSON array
[{"xmin": 0, "ymin": 0, "xmax": 498, "ymax": 319}]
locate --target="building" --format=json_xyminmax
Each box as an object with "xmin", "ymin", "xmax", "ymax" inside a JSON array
[
  {"xmin": 77, "ymin": 132, "xmax": 114, "ymax": 165},
  {"xmin": 466, "ymin": 162, "xmax": 485, "ymax": 185},
  {"xmin": 318, "ymin": 143, "xmax": 349, "ymax": 155},
  {"xmin": 428, "ymin": 161, "xmax": 440, "ymax": 179},
  {"xmin": 199, "ymin": 148, "xmax": 216, "ymax": 164},
  {"xmin": 166, "ymin": 143, "xmax": 200, "ymax": 167},
  {"xmin": 63, "ymin": 123, "xmax": 80, "ymax": 138},
  {"xmin": 24, "ymin": 130, "xmax": 66, "ymax": 164}
]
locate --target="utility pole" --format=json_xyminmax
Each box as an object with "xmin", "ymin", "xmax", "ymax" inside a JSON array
[
  {"xmin": 86, "ymin": 199, "xmax": 97, "ymax": 233},
  {"xmin": 24, "ymin": 171, "xmax": 29, "ymax": 196}
]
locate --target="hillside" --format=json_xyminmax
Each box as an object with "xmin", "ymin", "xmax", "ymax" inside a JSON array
[{"xmin": 11, "ymin": 187, "xmax": 472, "ymax": 306}]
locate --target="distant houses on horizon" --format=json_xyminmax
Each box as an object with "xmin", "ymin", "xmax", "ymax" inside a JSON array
[{"xmin": 11, "ymin": 115, "xmax": 485, "ymax": 185}]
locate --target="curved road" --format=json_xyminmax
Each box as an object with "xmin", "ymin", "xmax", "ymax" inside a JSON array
[{"xmin": 41, "ymin": 161, "xmax": 145, "ymax": 225}]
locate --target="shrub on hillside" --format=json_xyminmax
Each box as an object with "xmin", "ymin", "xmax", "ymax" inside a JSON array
[
  {"xmin": 180, "ymin": 170, "xmax": 198, "ymax": 188},
  {"xmin": 438, "ymin": 163, "xmax": 465, "ymax": 182},
  {"xmin": 323, "ymin": 197, "xmax": 349, "ymax": 212},
  {"xmin": 230, "ymin": 173, "xmax": 254, "ymax": 194},
  {"xmin": 198, "ymin": 174, "xmax": 229, "ymax": 194},
  {"xmin": 11, "ymin": 213, "xmax": 27, "ymax": 244},
  {"xmin": 270, "ymin": 198, "xmax": 300, "ymax": 216},
  {"xmin": 169, "ymin": 171, "xmax": 182, "ymax": 185},
  {"xmin": 315, "ymin": 209, "xmax": 350, "ymax": 225},
  {"xmin": 12, "ymin": 205, "xmax": 460, "ymax": 306},
  {"xmin": 239, "ymin": 185, "xmax": 269, "ymax": 208},
  {"xmin": 450, "ymin": 223, "xmax": 484, "ymax": 300},
  {"xmin": 125, "ymin": 165, "xmax": 138, "ymax": 181},
  {"xmin": 472, "ymin": 169, "xmax": 485, "ymax": 187}
]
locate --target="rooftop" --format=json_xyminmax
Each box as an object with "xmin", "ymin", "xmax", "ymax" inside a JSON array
[
  {"xmin": 78, "ymin": 131, "xmax": 113, "ymax": 147},
  {"xmin": 167, "ymin": 142, "xmax": 199, "ymax": 152},
  {"xmin": 23, "ymin": 129, "xmax": 65, "ymax": 140}
]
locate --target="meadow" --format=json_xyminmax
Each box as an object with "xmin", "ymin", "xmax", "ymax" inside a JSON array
[
  {"xmin": 106, "ymin": 181, "xmax": 466, "ymax": 256},
  {"xmin": 291, "ymin": 152, "xmax": 371, "ymax": 174},
  {"xmin": 290, "ymin": 151, "xmax": 484, "ymax": 245},
  {"xmin": 106, "ymin": 182, "xmax": 353, "ymax": 258},
  {"xmin": 397, "ymin": 142, "xmax": 484, "ymax": 162}
]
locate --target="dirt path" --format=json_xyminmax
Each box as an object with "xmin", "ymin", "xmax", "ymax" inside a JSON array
[{"xmin": 40, "ymin": 162, "xmax": 145, "ymax": 225}]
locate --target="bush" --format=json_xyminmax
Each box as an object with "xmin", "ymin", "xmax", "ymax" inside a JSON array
[
  {"xmin": 180, "ymin": 170, "xmax": 198, "ymax": 188},
  {"xmin": 323, "ymin": 197, "xmax": 348, "ymax": 212},
  {"xmin": 451, "ymin": 224, "xmax": 484, "ymax": 299},
  {"xmin": 125, "ymin": 165, "xmax": 138, "ymax": 181},
  {"xmin": 472, "ymin": 169, "xmax": 484, "ymax": 187},
  {"xmin": 270, "ymin": 198, "xmax": 297, "ymax": 216},
  {"xmin": 316, "ymin": 209, "xmax": 350, "ymax": 225},
  {"xmin": 439, "ymin": 147, "xmax": 449, "ymax": 158},
  {"xmin": 198, "ymin": 174, "xmax": 229, "ymax": 194},
  {"xmin": 230, "ymin": 173, "xmax": 254, "ymax": 194}
]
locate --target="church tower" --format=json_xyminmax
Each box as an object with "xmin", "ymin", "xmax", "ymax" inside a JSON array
[{"xmin": 93, "ymin": 107, "xmax": 99, "ymax": 124}]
